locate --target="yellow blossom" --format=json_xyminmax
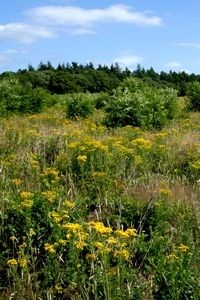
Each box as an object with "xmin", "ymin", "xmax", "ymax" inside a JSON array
[
  {"xmin": 177, "ymin": 244, "xmax": 189, "ymax": 252},
  {"xmin": 88, "ymin": 221, "xmax": 112, "ymax": 234},
  {"xmin": 132, "ymin": 138, "xmax": 152, "ymax": 149},
  {"xmin": 113, "ymin": 249, "xmax": 130, "ymax": 260},
  {"xmin": 58, "ymin": 239, "xmax": 67, "ymax": 246},
  {"xmin": 7, "ymin": 259, "xmax": 18, "ymax": 266},
  {"xmin": 126, "ymin": 228, "xmax": 137, "ymax": 237},
  {"xmin": 49, "ymin": 211, "xmax": 62, "ymax": 223},
  {"xmin": 166, "ymin": 253, "xmax": 179, "ymax": 262},
  {"xmin": 63, "ymin": 200, "xmax": 75, "ymax": 208},
  {"xmin": 74, "ymin": 240, "xmax": 87, "ymax": 250},
  {"xmin": 44, "ymin": 243, "xmax": 56, "ymax": 254},
  {"xmin": 159, "ymin": 188, "xmax": 172, "ymax": 197},
  {"xmin": 20, "ymin": 191, "xmax": 33, "ymax": 200},
  {"xmin": 21, "ymin": 199, "xmax": 33, "ymax": 209},
  {"xmin": 42, "ymin": 191, "xmax": 57, "ymax": 203},
  {"xmin": 93, "ymin": 242, "xmax": 104, "ymax": 249},
  {"xmin": 115, "ymin": 229, "xmax": 129, "ymax": 238},
  {"xmin": 18, "ymin": 258, "xmax": 27, "ymax": 268},
  {"xmin": 62, "ymin": 223, "xmax": 83, "ymax": 233},
  {"xmin": 11, "ymin": 179, "xmax": 23, "ymax": 186},
  {"xmin": 77, "ymin": 155, "xmax": 87, "ymax": 163},
  {"xmin": 107, "ymin": 237, "xmax": 118, "ymax": 245}
]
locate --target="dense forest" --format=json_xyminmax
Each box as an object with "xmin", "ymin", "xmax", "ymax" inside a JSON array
[{"xmin": 1, "ymin": 61, "xmax": 200, "ymax": 96}]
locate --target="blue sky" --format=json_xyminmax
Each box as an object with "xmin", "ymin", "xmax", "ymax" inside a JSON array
[{"xmin": 1, "ymin": 0, "xmax": 200, "ymax": 74}]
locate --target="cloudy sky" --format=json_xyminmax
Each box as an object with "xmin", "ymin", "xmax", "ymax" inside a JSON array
[{"xmin": 1, "ymin": 0, "xmax": 200, "ymax": 73}]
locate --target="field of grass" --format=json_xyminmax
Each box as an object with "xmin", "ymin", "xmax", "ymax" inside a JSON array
[{"xmin": 1, "ymin": 106, "xmax": 200, "ymax": 299}]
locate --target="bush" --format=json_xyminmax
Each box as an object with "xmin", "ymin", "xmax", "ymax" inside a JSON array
[
  {"xmin": 0, "ymin": 78, "xmax": 53, "ymax": 116},
  {"xmin": 103, "ymin": 77, "xmax": 178, "ymax": 130},
  {"xmin": 186, "ymin": 81, "xmax": 200, "ymax": 111},
  {"xmin": 66, "ymin": 93, "xmax": 95, "ymax": 119}
]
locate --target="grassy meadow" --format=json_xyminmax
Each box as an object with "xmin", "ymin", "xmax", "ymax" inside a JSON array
[{"xmin": 1, "ymin": 103, "xmax": 200, "ymax": 299}]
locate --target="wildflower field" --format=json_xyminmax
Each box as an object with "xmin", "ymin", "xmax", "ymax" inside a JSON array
[{"xmin": 1, "ymin": 105, "xmax": 200, "ymax": 299}]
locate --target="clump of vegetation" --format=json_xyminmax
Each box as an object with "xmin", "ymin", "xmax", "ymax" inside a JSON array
[
  {"xmin": 186, "ymin": 81, "xmax": 200, "ymax": 111},
  {"xmin": 0, "ymin": 76, "xmax": 55, "ymax": 116},
  {"xmin": 66, "ymin": 93, "xmax": 95, "ymax": 119},
  {"xmin": 103, "ymin": 77, "xmax": 179, "ymax": 130}
]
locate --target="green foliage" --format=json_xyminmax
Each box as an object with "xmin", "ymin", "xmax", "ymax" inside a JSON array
[
  {"xmin": 66, "ymin": 93, "xmax": 95, "ymax": 119},
  {"xmin": 186, "ymin": 81, "xmax": 200, "ymax": 111},
  {"xmin": 104, "ymin": 77, "xmax": 179, "ymax": 130},
  {"xmin": 0, "ymin": 78, "xmax": 55, "ymax": 116}
]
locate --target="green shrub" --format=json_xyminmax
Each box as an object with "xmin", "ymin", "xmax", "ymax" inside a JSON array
[
  {"xmin": 66, "ymin": 93, "xmax": 95, "ymax": 119},
  {"xmin": 103, "ymin": 77, "xmax": 178, "ymax": 130},
  {"xmin": 186, "ymin": 81, "xmax": 200, "ymax": 111},
  {"xmin": 0, "ymin": 78, "xmax": 53, "ymax": 116}
]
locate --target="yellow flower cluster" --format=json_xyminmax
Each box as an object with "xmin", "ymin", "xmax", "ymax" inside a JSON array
[
  {"xmin": 177, "ymin": 244, "xmax": 189, "ymax": 252},
  {"xmin": 132, "ymin": 138, "xmax": 152, "ymax": 149},
  {"xmin": 88, "ymin": 221, "xmax": 112, "ymax": 234},
  {"xmin": 77, "ymin": 155, "xmax": 87, "ymax": 163},
  {"xmin": 115, "ymin": 228, "xmax": 137, "ymax": 238},
  {"xmin": 20, "ymin": 191, "xmax": 33, "ymax": 209},
  {"xmin": 41, "ymin": 191, "xmax": 57, "ymax": 203},
  {"xmin": 7, "ymin": 258, "xmax": 27, "ymax": 267},
  {"xmin": 44, "ymin": 243, "xmax": 57, "ymax": 254}
]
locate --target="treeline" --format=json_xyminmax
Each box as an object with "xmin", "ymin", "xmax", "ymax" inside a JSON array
[{"xmin": 1, "ymin": 61, "xmax": 200, "ymax": 96}]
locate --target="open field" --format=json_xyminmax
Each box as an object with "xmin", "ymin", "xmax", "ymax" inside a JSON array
[{"xmin": 1, "ymin": 107, "xmax": 200, "ymax": 299}]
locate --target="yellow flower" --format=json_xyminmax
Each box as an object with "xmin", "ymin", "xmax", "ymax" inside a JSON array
[
  {"xmin": 93, "ymin": 242, "xmax": 104, "ymax": 249},
  {"xmin": 177, "ymin": 244, "xmax": 189, "ymax": 252},
  {"xmin": 107, "ymin": 237, "xmax": 118, "ymax": 245},
  {"xmin": 63, "ymin": 200, "xmax": 75, "ymax": 208},
  {"xmin": 21, "ymin": 199, "xmax": 33, "ymax": 209},
  {"xmin": 49, "ymin": 211, "xmax": 62, "ymax": 223},
  {"xmin": 7, "ymin": 259, "xmax": 18, "ymax": 266},
  {"xmin": 132, "ymin": 138, "xmax": 152, "ymax": 149},
  {"xmin": 115, "ymin": 230, "xmax": 129, "ymax": 238},
  {"xmin": 20, "ymin": 191, "xmax": 33, "ymax": 200},
  {"xmin": 42, "ymin": 191, "xmax": 57, "ymax": 203},
  {"xmin": 159, "ymin": 188, "xmax": 172, "ymax": 197},
  {"xmin": 88, "ymin": 221, "xmax": 112, "ymax": 234},
  {"xmin": 113, "ymin": 249, "xmax": 130, "ymax": 260},
  {"xmin": 62, "ymin": 223, "xmax": 83, "ymax": 233},
  {"xmin": 11, "ymin": 179, "xmax": 23, "ymax": 186},
  {"xmin": 126, "ymin": 228, "xmax": 137, "ymax": 237},
  {"xmin": 58, "ymin": 239, "xmax": 67, "ymax": 246},
  {"xmin": 44, "ymin": 243, "xmax": 56, "ymax": 254},
  {"xmin": 77, "ymin": 155, "xmax": 87, "ymax": 163},
  {"xmin": 74, "ymin": 240, "xmax": 87, "ymax": 250},
  {"xmin": 166, "ymin": 253, "xmax": 179, "ymax": 262},
  {"xmin": 18, "ymin": 258, "xmax": 27, "ymax": 268}
]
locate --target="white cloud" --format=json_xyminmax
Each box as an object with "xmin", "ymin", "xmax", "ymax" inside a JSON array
[
  {"xmin": 113, "ymin": 54, "xmax": 143, "ymax": 68},
  {"xmin": 178, "ymin": 42, "xmax": 200, "ymax": 49},
  {"xmin": 0, "ymin": 4, "xmax": 162, "ymax": 44},
  {"xmin": 0, "ymin": 23, "xmax": 55, "ymax": 43},
  {"xmin": 27, "ymin": 4, "xmax": 162, "ymax": 27},
  {"xmin": 164, "ymin": 61, "xmax": 182, "ymax": 68}
]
